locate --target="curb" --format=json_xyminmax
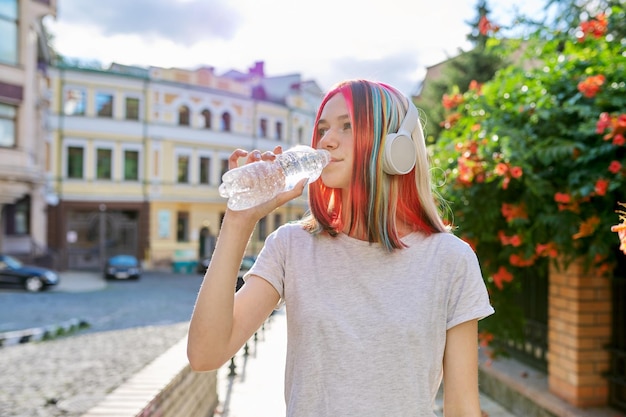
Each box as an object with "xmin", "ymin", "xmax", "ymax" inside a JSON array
[{"xmin": 0, "ymin": 318, "xmax": 90, "ymax": 347}]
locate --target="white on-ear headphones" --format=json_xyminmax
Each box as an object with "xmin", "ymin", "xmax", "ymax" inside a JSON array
[{"xmin": 382, "ymin": 100, "xmax": 420, "ymax": 175}]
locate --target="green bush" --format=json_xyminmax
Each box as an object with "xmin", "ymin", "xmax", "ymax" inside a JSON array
[{"xmin": 432, "ymin": 4, "xmax": 625, "ymax": 346}]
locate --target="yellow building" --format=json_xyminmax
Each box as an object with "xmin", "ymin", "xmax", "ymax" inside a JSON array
[
  {"xmin": 47, "ymin": 61, "xmax": 322, "ymax": 270},
  {"xmin": 0, "ymin": 0, "xmax": 56, "ymax": 264}
]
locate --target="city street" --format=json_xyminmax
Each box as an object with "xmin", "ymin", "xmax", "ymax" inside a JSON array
[
  {"xmin": 0, "ymin": 269, "xmax": 207, "ymax": 417},
  {"xmin": 0, "ymin": 270, "xmax": 204, "ymax": 335}
]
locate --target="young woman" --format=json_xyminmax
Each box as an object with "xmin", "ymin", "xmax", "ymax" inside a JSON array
[{"xmin": 187, "ymin": 79, "xmax": 494, "ymax": 417}]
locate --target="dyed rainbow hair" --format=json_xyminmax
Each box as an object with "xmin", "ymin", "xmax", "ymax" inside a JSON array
[{"xmin": 303, "ymin": 79, "xmax": 448, "ymax": 251}]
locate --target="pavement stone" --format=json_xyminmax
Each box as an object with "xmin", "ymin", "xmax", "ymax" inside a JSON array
[{"xmin": 0, "ymin": 322, "xmax": 189, "ymax": 417}]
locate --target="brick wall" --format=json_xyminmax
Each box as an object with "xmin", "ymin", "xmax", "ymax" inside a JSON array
[
  {"xmin": 548, "ymin": 259, "xmax": 612, "ymax": 407},
  {"xmin": 81, "ymin": 337, "xmax": 218, "ymax": 417}
]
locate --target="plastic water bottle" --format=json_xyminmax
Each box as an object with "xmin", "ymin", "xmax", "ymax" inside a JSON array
[{"xmin": 219, "ymin": 145, "xmax": 331, "ymax": 210}]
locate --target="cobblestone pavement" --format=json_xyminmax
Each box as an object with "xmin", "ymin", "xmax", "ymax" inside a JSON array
[
  {"xmin": 0, "ymin": 322, "xmax": 189, "ymax": 417},
  {"xmin": 0, "ymin": 270, "xmax": 201, "ymax": 417}
]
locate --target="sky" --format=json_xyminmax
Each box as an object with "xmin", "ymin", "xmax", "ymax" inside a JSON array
[{"xmin": 44, "ymin": 0, "xmax": 548, "ymax": 97}]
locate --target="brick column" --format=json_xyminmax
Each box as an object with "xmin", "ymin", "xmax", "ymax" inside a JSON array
[{"xmin": 548, "ymin": 259, "xmax": 612, "ymax": 407}]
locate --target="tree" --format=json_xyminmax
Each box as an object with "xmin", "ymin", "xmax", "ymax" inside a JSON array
[{"xmin": 416, "ymin": 0, "xmax": 506, "ymax": 141}]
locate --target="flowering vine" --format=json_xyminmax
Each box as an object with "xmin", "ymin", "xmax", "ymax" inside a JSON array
[{"xmin": 430, "ymin": 5, "xmax": 626, "ymax": 343}]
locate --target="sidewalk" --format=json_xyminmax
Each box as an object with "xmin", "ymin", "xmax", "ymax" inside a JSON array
[
  {"xmin": 54, "ymin": 270, "xmax": 107, "ymax": 292},
  {"xmin": 216, "ymin": 309, "xmax": 518, "ymax": 417}
]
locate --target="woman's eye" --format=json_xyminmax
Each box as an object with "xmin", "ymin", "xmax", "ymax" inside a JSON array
[
  {"xmin": 318, "ymin": 127, "xmax": 328, "ymax": 136},
  {"xmin": 342, "ymin": 122, "xmax": 352, "ymax": 131}
]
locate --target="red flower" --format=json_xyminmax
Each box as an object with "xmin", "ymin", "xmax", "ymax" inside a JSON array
[
  {"xmin": 536, "ymin": 242, "xmax": 558, "ymax": 258},
  {"xmin": 479, "ymin": 331, "xmax": 494, "ymax": 348},
  {"xmin": 509, "ymin": 253, "xmax": 536, "ymax": 267},
  {"xmin": 510, "ymin": 166, "xmax": 523, "ymax": 179},
  {"xmin": 492, "ymin": 266, "xmax": 513, "ymax": 290},
  {"xmin": 501, "ymin": 203, "xmax": 528, "ymax": 222},
  {"xmin": 578, "ymin": 13, "xmax": 608, "ymax": 41},
  {"xmin": 442, "ymin": 93, "xmax": 464, "ymax": 110},
  {"xmin": 478, "ymin": 16, "xmax": 500, "ymax": 35},
  {"xmin": 494, "ymin": 163, "xmax": 508, "ymax": 176},
  {"xmin": 498, "ymin": 230, "xmax": 522, "ymax": 247},
  {"xmin": 609, "ymin": 161, "xmax": 622, "ymax": 174},
  {"xmin": 468, "ymin": 80, "xmax": 483, "ymax": 94},
  {"xmin": 599, "ymin": 113, "xmax": 626, "ymax": 141},
  {"xmin": 554, "ymin": 192, "xmax": 571, "ymax": 203},
  {"xmin": 440, "ymin": 112, "xmax": 461, "ymax": 129},
  {"xmin": 596, "ymin": 112, "xmax": 611, "ymax": 134},
  {"xmin": 577, "ymin": 74, "xmax": 605, "ymax": 98},
  {"xmin": 595, "ymin": 178, "xmax": 609, "ymax": 196}
]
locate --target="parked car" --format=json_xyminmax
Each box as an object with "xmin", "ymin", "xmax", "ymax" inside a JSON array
[
  {"xmin": 104, "ymin": 255, "xmax": 141, "ymax": 280},
  {"xmin": 196, "ymin": 255, "xmax": 256, "ymax": 290},
  {"xmin": 236, "ymin": 255, "xmax": 256, "ymax": 291},
  {"xmin": 0, "ymin": 254, "xmax": 60, "ymax": 292}
]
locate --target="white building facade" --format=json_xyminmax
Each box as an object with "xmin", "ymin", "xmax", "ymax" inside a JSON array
[{"xmin": 0, "ymin": 0, "xmax": 57, "ymax": 264}]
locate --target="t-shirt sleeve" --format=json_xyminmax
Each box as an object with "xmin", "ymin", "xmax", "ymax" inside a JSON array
[
  {"xmin": 446, "ymin": 241, "xmax": 495, "ymax": 330},
  {"xmin": 244, "ymin": 226, "xmax": 287, "ymax": 309}
]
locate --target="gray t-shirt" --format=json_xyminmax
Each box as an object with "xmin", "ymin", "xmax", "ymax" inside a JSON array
[{"xmin": 247, "ymin": 222, "xmax": 494, "ymax": 417}]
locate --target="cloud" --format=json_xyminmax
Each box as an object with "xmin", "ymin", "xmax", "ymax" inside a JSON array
[
  {"xmin": 324, "ymin": 53, "xmax": 422, "ymax": 97},
  {"xmin": 57, "ymin": 0, "xmax": 242, "ymax": 45}
]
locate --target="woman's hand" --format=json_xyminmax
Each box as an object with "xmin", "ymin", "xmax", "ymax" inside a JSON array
[{"xmin": 224, "ymin": 145, "xmax": 308, "ymax": 221}]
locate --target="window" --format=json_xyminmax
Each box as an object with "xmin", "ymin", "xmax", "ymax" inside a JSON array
[
  {"xmin": 275, "ymin": 121, "xmax": 283, "ymax": 140},
  {"xmin": 201, "ymin": 109, "xmax": 211, "ymax": 128},
  {"xmin": 221, "ymin": 112, "xmax": 231, "ymax": 132},
  {"xmin": 176, "ymin": 212, "xmax": 189, "ymax": 242},
  {"xmin": 199, "ymin": 156, "xmax": 211, "ymax": 184},
  {"xmin": 0, "ymin": 0, "xmax": 18, "ymax": 65},
  {"xmin": 177, "ymin": 155, "xmax": 190, "ymax": 183},
  {"xmin": 0, "ymin": 102, "xmax": 16, "ymax": 147},
  {"xmin": 125, "ymin": 97, "xmax": 140, "ymax": 120},
  {"xmin": 96, "ymin": 93, "xmax": 113, "ymax": 117},
  {"xmin": 4, "ymin": 196, "xmax": 30, "ymax": 235},
  {"xmin": 259, "ymin": 118, "xmax": 268, "ymax": 137},
  {"xmin": 67, "ymin": 146, "xmax": 84, "ymax": 179},
  {"xmin": 96, "ymin": 148, "xmax": 112, "ymax": 180},
  {"xmin": 274, "ymin": 213, "xmax": 282, "ymax": 230},
  {"xmin": 258, "ymin": 216, "xmax": 267, "ymax": 241},
  {"xmin": 124, "ymin": 150, "xmax": 139, "ymax": 181},
  {"xmin": 64, "ymin": 88, "xmax": 86, "ymax": 116},
  {"xmin": 178, "ymin": 105, "xmax": 190, "ymax": 126},
  {"xmin": 220, "ymin": 158, "xmax": 229, "ymax": 179}
]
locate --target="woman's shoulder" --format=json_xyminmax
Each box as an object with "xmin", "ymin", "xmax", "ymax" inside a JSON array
[
  {"xmin": 269, "ymin": 220, "xmax": 311, "ymax": 240},
  {"xmin": 419, "ymin": 231, "xmax": 476, "ymax": 257}
]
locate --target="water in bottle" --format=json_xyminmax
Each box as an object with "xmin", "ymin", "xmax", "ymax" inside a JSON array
[{"xmin": 219, "ymin": 145, "xmax": 331, "ymax": 210}]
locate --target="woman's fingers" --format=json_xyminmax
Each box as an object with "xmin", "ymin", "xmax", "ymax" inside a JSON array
[
  {"xmin": 228, "ymin": 148, "xmax": 280, "ymax": 170},
  {"xmin": 228, "ymin": 149, "xmax": 248, "ymax": 170},
  {"xmin": 244, "ymin": 149, "xmax": 277, "ymax": 164}
]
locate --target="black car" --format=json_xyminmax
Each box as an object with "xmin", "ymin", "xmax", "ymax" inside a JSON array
[
  {"xmin": 0, "ymin": 254, "xmax": 60, "ymax": 292},
  {"xmin": 104, "ymin": 255, "xmax": 141, "ymax": 280}
]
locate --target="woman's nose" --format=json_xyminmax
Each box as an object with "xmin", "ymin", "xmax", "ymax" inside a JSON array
[{"xmin": 318, "ymin": 130, "xmax": 338, "ymax": 150}]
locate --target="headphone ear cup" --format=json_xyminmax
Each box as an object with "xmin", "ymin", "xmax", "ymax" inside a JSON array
[{"xmin": 382, "ymin": 132, "xmax": 417, "ymax": 175}]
